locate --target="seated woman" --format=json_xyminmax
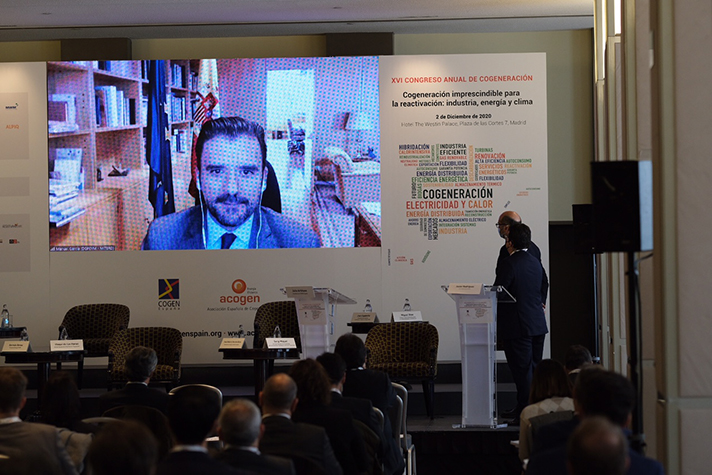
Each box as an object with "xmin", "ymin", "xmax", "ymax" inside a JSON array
[
  {"xmin": 518, "ymin": 359, "xmax": 574, "ymax": 462},
  {"xmin": 289, "ymin": 358, "xmax": 370, "ymax": 475}
]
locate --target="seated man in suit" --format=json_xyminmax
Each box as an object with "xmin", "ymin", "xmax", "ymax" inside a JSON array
[
  {"xmin": 99, "ymin": 346, "xmax": 169, "ymax": 415},
  {"xmin": 526, "ymin": 368, "xmax": 664, "ymax": 475},
  {"xmin": 142, "ymin": 116, "xmax": 320, "ymax": 250},
  {"xmin": 333, "ymin": 334, "xmax": 405, "ymax": 475},
  {"xmin": 216, "ymin": 398, "xmax": 295, "ymax": 475},
  {"xmin": 567, "ymin": 417, "xmax": 629, "ymax": 475},
  {"xmin": 87, "ymin": 420, "xmax": 158, "ymax": 475},
  {"xmin": 0, "ymin": 367, "xmax": 77, "ymax": 475},
  {"xmin": 157, "ymin": 385, "xmax": 244, "ymax": 475},
  {"xmin": 259, "ymin": 373, "xmax": 343, "ymax": 475}
]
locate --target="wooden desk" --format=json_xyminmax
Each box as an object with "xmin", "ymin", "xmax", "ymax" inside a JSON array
[
  {"xmin": 2, "ymin": 350, "xmax": 84, "ymax": 406},
  {"xmin": 219, "ymin": 347, "xmax": 300, "ymax": 398},
  {"xmin": 354, "ymin": 201, "xmax": 381, "ymax": 247}
]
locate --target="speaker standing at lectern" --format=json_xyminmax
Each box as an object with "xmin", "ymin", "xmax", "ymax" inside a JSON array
[{"xmin": 493, "ymin": 222, "xmax": 549, "ymax": 423}]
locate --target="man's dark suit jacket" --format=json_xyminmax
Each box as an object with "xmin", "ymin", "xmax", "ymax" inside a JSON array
[
  {"xmin": 494, "ymin": 249, "xmax": 549, "ymax": 340},
  {"xmin": 142, "ymin": 206, "xmax": 320, "ymax": 250},
  {"xmin": 98, "ymin": 382, "xmax": 170, "ymax": 415},
  {"xmin": 526, "ymin": 443, "xmax": 665, "ymax": 475},
  {"xmin": 330, "ymin": 392, "xmax": 384, "ymax": 448},
  {"xmin": 341, "ymin": 369, "xmax": 405, "ymax": 475},
  {"xmin": 0, "ymin": 421, "xmax": 77, "ymax": 475},
  {"xmin": 156, "ymin": 450, "xmax": 246, "ymax": 475},
  {"xmin": 259, "ymin": 414, "xmax": 343, "ymax": 475},
  {"xmin": 292, "ymin": 402, "xmax": 368, "ymax": 475},
  {"xmin": 215, "ymin": 446, "xmax": 295, "ymax": 475},
  {"xmin": 496, "ymin": 240, "xmax": 543, "ymax": 275}
]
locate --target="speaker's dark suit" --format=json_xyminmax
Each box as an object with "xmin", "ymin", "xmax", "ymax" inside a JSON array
[
  {"xmin": 496, "ymin": 240, "xmax": 543, "ymax": 277},
  {"xmin": 156, "ymin": 450, "xmax": 246, "ymax": 475},
  {"xmin": 259, "ymin": 415, "xmax": 342, "ymax": 475},
  {"xmin": 215, "ymin": 447, "xmax": 295, "ymax": 475},
  {"xmin": 494, "ymin": 249, "xmax": 549, "ymax": 412},
  {"xmin": 98, "ymin": 382, "xmax": 169, "ymax": 415},
  {"xmin": 292, "ymin": 402, "xmax": 368, "ymax": 475}
]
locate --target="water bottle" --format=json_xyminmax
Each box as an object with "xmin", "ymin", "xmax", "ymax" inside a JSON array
[
  {"xmin": 59, "ymin": 327, "xmax": 69, "ymax": 340},
  {"xmin": 19, "ymin": 328, "xmax": 29, "ymax": 341},
  {"xmin": 403, "ymin": 298, "xmax": 411, "ymax": 311},
  {"xmin": 363, "ymin": 299, "xmax": 373, "ymax": 312},
  {"xmin": 0, "ymin": 304, "xmax": 9, "ymax": 329},
  {"xmin": 273, "ymin": 325, "xmax": 281, "ymax": 338},
  {"xmin": 236, "ymin": 324, "xmax": 246, "ymax": 338}
]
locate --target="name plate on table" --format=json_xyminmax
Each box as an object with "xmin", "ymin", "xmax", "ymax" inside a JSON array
[
  {"xmin": 219, "ymin": 338, "xmax": 245, "ymax": 349},
  {"xmin": 447, "ymin": 283, "xmax": 484, "ymax": 295},
  {"xmin": 50, "ymin": 340, "xmax": 84, "ymax": 352},
  {"xmin": 392, "ymin": 311, "xmax": 423, "ymax": 322},
  {"xmin": 352, "ymin": 312, "xmax": 378, "ymax": 323},
  {"xmin": 2, "ymin": 341, "xmax": 30, "ymax": 352},
  {"xmin": 285, "ymin": 286, "xmax": 315, "ymax": 299},
  {"xmin": 265, "ymin": 338, "xmax": 297, "ymax": 349}
]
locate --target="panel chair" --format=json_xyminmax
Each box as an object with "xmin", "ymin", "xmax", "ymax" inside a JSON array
[
  {"xmin": 253, "ymin": 301, "xmax": 302, "ymax": 350},
  {"xmin": 365, "ymin": 322, "xmax": 439, "ymax": 419},
  {"xmin": 107, "ymin": 327, "xmax": 182, "ymax": 391},
  {"xmin": 58, "ymin": 303, "xmax": 130, "ymax": 388},
  {"xmin": 392, "ymin": 383, "xmax": 416, "ymax": 475}
]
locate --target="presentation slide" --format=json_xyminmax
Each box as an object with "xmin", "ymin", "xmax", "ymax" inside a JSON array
[{"xmin": 47, "ymin": 57, "xmax": 381, "ymax": 251}]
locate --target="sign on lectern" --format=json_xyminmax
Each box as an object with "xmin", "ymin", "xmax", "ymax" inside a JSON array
[
  {"xmin": 284, "ymin": 286, "xmax": 356, "ymax": 359},
  {"xmin": 444, "ymin": 283, "xmax": 513, "ymax": 428}
]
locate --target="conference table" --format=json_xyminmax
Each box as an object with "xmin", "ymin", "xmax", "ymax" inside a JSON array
[
  {"xmin": 1, "ymin": 348, "xmax": 84, "ymax": 407},
  {"xmin": 219, "ymin": 347, "xmax": 300, "ymax": 398}
]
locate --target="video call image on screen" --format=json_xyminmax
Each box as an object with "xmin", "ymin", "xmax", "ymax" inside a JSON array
[{"xmin": 47, "ymin": 57, "xmax": 381, "ymax": 251}]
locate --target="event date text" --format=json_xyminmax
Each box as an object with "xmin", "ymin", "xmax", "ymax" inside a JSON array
[{"xmin": 435, "ymin": 113, "xmax": 491, "ymax": 120}]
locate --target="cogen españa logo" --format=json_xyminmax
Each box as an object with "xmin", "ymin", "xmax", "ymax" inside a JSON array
[
  {"xmin": 220, "ymin": 279, "xmax": 260, "ymax": 306},
  {"xmin": 158, "ymin": 279, "xmax": 180, "ymax": 310}
]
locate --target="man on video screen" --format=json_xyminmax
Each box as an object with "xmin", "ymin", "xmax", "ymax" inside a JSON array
[{"xmin": 142, "ymin": 116, "xmax": 320, "ymax": 250}]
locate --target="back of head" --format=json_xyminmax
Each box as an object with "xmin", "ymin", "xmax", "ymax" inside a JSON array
[
  {"xmin": 261, "ymin": 373, "xmax": 298, "ymax": 413},
  {"xmin": 574, "ymin": 368, "xmax": 635, "ymax": 426},
  {"xmin": 41, "ymin": 370, "xmax": 81, "ymax": 428},
  {"xmin": 567, "ymin": 416, "xmax": 628, "ymax": 475},
  {"xmin": 218, "ymin": 398, "xmax": 261, "ymax": 447},
  {"xmin": 125, "ymin": 346, "xmax": 158, "ymax": 382},
  {"xmin": 167, "ymin": 385, "xmax": 222, "ymax": 444},
  {"xmin": 88, "ymin": 420, "xmax": 158, "ymax": 475},
  {"xmin": 334, "ymin": 333, "xmax": 366, "ymax": 369},
  {"xmin": 507, "ymin": 222, "xmax": 532, "ymax": 250},
  {"xmin": 565, "ymin": 345, "xmax": 593, "ymax": 372},
  {"xmin": 529, "ymin": 359, "xmax": 572, "ymax": 404},
  {"xmin": 0, "ymin": 367, "xmax": 27, "ymax": 414},
  {"xmin": 289, "ymin": 358, "xmax": 331, "ymax": 406},
  {"xmin": 316, "ymin": 352, "xmax": 346, "ymax": 385}
]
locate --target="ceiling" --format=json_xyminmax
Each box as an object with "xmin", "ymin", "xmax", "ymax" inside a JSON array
[{"xmin": 0, "ymin": 0, "xmax": 593, "ymax": 42}]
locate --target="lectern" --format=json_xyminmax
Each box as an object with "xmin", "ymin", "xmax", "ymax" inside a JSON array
[
  {"xmin": 445, "ymin": 283, "xmax": 513, "ymax": 427},
  {"xmin": 285, "ymin": 287, "xmax": 356, "ymax": 359}
]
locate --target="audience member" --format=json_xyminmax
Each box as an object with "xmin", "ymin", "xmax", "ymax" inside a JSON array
[
  {"xmin": 334, "ymin": 334, "xmax": 405, "ymax": 475},
  {"xmin": 567, "ymin": 416, "xmax": 629, "ymax": 475},
  {"xmin": 87, "ymin": 420, "xmax": 158, "ymax": 475},
  {"xmin": 289, "ymin": 358, "xmax": 369, "ymax": 475},
  {"xmin": 318, "ymin": 352, "xmax": 394, "ymax": 473},
  {"xmin": 40, "ymin": 371, "xmax": 95, "ymax": 473},
  {"xmin": 0, "ymin": 367, "xmax": 78, "ymax": 475},
  {"xmin": 565, "ymin": 345, "xmax": 593, "ymax": 386},
  {"xmin": 259, "ymin": 372, "xmax": 343, "ymax": 475},
  {"xmin": 216, "ymin": 398, "xmax": 295, "ymax": 475},
  {"xmin": 526, "ymin": 368, "xmax": 664, "ymax": 475},
  {"xmin": 99, "ymin": 346, "xmax": 170, "ymax": 415},
  {"xmin": 519, "ymin": 359, "xmax": 574, "ymax": 461},
  {"xmin": 157, "ymin": 385, "xmax": 242, "ymax": 475}
]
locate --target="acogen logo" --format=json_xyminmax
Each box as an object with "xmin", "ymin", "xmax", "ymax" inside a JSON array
[{"xmin": 232, "ymin": 279, "xmax": 247, "ymax": 294}]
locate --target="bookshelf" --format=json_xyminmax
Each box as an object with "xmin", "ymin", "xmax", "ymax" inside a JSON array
[{"xmin": 48, "ymin": 60, "xmax": 197, "ymax": 250}]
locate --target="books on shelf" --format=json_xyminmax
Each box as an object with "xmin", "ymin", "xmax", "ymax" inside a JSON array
[
  {"xmin": 168, "ymin": 93, "xmax": 186, "ymax": 123},
  {"xmin": 95, "ymin": 86, "xmax": 137, "ymax": 128},
  {"xmin": 171, "ymin": 63, "xmax": 185, "ymax": 88},
  {"xmin": 48, "ymin": 94, "xmax": 79, "ymax": 134}
]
